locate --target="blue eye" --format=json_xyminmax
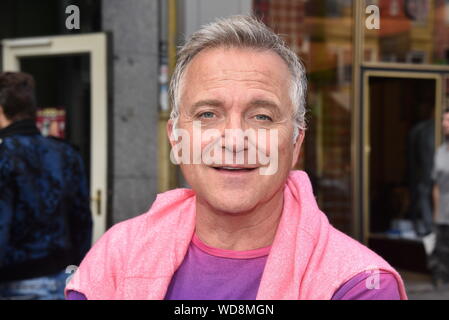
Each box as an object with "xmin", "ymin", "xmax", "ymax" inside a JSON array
[
  {"xmin": 255, "ymin": 114, "xmax": 272, "ymax": 121},
  {"xmin": 199, "ymin": 112, "xmax": 215, "ymax": 119}
]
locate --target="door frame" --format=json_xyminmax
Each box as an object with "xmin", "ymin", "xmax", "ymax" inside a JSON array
[
  {"xmin": 360, "ymin": 66, "xmax": 445, "ymax": 244},
  {"xmin": 2, "ymin": 33, "xmax": 108, "ymax": 244}
]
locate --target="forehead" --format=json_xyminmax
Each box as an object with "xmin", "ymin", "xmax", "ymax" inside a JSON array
[{"xmin": 180, "ymin": 47, "xmax": 291, "ymax": 105}]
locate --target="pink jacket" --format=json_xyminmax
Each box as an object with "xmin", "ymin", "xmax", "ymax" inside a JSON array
[{"xmin": 65, "ymin": 170, "xmax": 407, "ymax": 300}]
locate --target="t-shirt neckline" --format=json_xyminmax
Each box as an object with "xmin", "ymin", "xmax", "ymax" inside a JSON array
[{"xmin": 192, "ymin": 233, "xmax": 271, "ymax": 259}]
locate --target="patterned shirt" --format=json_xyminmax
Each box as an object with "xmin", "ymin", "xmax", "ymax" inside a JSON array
[{"xmin": 0, "ymin": 120, "xmax": 92, "ymax": 281}]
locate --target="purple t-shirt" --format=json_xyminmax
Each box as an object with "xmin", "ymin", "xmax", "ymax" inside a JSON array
[{"xmin": 67, "ymin": 234, "xmax": 401, "ymax": 300}]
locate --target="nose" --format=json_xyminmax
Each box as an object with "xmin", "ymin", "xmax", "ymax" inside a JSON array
[
  {"xmin": 223, "ymin": 111, "xmax": 245, "ymax": 130},
  {"xmin": 222, "ymin": 112, "xmax": 247, "ymax": 154}
]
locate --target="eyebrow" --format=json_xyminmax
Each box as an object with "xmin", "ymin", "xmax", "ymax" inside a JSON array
[
  {"xmin": 191, "ymin": 99, "xmax": 224, "ymax": 110},
  {"xmin": 247, "ymin": 99, "xmax": 281, "ymax": 111},
  {"xmin": 188, "ymin": 98, "xmax": 281, "ymax": 115}
]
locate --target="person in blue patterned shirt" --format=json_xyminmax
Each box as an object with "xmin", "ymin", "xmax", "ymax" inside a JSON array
[{"xmin": 0, "ymin": 72, "xmax": 92, "ymax": 299}]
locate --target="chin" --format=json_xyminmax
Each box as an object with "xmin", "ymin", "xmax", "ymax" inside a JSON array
[
  {"xmin": 205, "ymin": 193, "xmax": 259, "ymax": 215},
  {"xmin": 212, "ymin": 204, "xmax": 256, "ymax": 215}
]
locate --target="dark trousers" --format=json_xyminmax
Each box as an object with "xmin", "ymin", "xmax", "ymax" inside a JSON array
[
  {"xmin": 428, "ymin": 225, "xmax": 449, "ymax": 282},
  {"xmin": 409, "ymin": 184, "xmax": 434, "ymax": 235}
]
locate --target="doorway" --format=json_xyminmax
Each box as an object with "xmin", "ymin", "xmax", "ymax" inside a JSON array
[
  {"xmin": 362, "ymin": 70, "xmax": 443, "ymax": 272},
  {"xmin": 2, "ymin": 33, "xmax": 108, "ymax": 244},
  {"xmin": 20, "ymin": 55, "xmax": 91, "ymax": 179}
]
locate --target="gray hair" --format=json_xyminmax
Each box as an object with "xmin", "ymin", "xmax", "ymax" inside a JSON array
[{"xmin": 169, "ymin": 15, "xmax": 307, "ymax": 139}]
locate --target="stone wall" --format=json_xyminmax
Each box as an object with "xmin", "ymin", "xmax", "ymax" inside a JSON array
[{"xmin": 102, "ymin": 0, "xmax": 159, "ymax": 224}]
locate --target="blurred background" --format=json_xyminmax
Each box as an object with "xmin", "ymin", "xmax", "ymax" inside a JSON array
[{"xmin": 1, "ymin": 0, "xmax": 449, "ymax": 299}]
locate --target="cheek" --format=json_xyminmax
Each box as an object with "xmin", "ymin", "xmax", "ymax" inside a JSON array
[
  {"xmin": 200, "ymin": 129, "xmax": 221, "ymax": 148},
  {"xmin": 279, "ymin": 143, "xmax": 295, "ymax": 166},
  {"xmin": 178, "ymin": 127, "xmax": 221, "ymax": 163},
  {"xmin": 255, "ymin": 128, "xmax": 289, "ymax": 150},
  {"xmin": 266, "ymin": 129, "xmax": 293, "ymax": 158}
]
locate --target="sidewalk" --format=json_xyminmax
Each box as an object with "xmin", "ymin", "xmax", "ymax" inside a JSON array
[{"xmin": 401, "ymin": 270, "xmax": 449, "ymax": 300}]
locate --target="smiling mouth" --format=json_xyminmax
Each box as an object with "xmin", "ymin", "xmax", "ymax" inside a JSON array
[{"xmin": 211, "ymin": 166, "xmax": 258, "ymax": 173}]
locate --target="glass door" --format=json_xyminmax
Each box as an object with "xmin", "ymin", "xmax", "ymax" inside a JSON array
[
  {"xmin": 2, "ymin": 33, "xmax": 108, "ymax": 244},
  {"xmin": 362, "ymin": 69, "xmax": 443, "ymax": 272}
]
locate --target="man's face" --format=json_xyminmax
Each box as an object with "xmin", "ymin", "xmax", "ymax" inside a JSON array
[
  {"xmin": 443, "ymin": 112, "xmax": 449, "ymax": 137},
  {"xmin": 168, "ymin": 47, "xmax": 304, "ymax": 214}
]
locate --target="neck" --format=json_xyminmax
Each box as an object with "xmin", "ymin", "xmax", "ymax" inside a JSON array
[
  {"xmin": 0, "ymin": 116, "xmax": 12, "ymax": 130},
  {"xmin": 195, "ymin": 189, "xmax": 284, "ymax": 251}
]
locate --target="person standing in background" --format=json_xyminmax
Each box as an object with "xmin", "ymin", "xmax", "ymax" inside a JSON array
[
  {"xmin": 0, "ymin": 72, "xmax": 92, "ymax": 300},
  {"xmin": 429, "ymin": 107, "xmax": 449, "ymax": 288},
  {"xmin": 407, "ymin": 102, "xmax": 435, "ymax": 236}
]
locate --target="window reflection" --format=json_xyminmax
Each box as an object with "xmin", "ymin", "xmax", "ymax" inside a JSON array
[
  {"xmin": 365, "ymin": 0, "xmax": 449, "ymax": 64},
  {"xmin": 255, "ymin": 0, "xmax": 354, "ymax": 234}
]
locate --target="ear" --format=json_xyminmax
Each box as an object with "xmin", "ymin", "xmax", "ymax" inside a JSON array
[
  {"xmin": 291, "ymin": 130, "xmax": 305, "ymax": 169},
  {"xmin": 166, "ymin": 118, "xmax": 176, "ymax": 147},
  {"xmin": 0, "ymin": 105, "xmax": 9, "ymax": 129}
]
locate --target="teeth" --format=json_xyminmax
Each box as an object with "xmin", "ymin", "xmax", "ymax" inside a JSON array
[{"xmin": 213, "ymin": 166, "xmax": 256, "ymax": 170}]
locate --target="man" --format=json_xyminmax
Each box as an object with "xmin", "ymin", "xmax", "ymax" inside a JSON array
[
  {"xmin": 66, "ymin": 15, "xmax": 407, "ymax": 300},
  {"xmin": 407, "ymin": 102, "xmax": 435, "ymax": 236},
  {"xmin": 429, "ymin": 107, "xmax": 449, "ymax": 288},
  {"xmin": 0, "ymin": 72, "xmax": 92, "ymax": 299}
]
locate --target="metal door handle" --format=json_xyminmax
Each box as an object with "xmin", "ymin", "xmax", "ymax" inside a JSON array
[{"xmin": 91, "ymin": 189, "xmax": 102, "ymax": 216}]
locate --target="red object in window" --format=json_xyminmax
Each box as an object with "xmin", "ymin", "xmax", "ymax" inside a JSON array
[{"xmin": 36, "ymin": 108, "xmax": 66, "ymax": 138}]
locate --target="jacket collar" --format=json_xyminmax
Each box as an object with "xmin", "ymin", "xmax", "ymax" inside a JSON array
[{"xmin": 0, "ymin": 119, "xmax": 40, "ymax": 138}]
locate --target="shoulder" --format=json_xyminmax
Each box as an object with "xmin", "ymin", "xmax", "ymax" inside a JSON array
[
  {"xmin": 0, "ymin": 138, "xmax": 13, "ymax": 178},
  {"xmin": 332, "ymin": 271, "xmax": 401, "ymax": 300},
  {"xmin": 93, "ymin": 212, "xmax": 152, "ymax": 251},
  {"xmin": 66, "ymin": 212, "xmax": 152, "ymax": 291},
  {"xmin": 94, "ymin": 188, "xmax": 195, "ymax": 249},
  {"xmin": 38, "ymin": 138, "xmax": 87, "ymax": 175},
  {"xmin": 0, "ymin": 135, "xmax": 59, "ymax": 159},
  {"xmin": 44, "ymin": 137, "xmax": 80, "ymax": 158},
  {"xmin": 0, "ymin": 137, "xmax": 10, "ymax": 159},
  {"xmin": 326, "ymin": 225, "xmax": 387, "ymax": 265},
  {"xmin": 321, "ymin": 225, "xmax": 405, "ymax": 296},
  {"xmin": 434, "ymin": 145, "xmax": 448, "ymax": 168},
  {"xmin": 436, "ymin": 144, "xmax": 448, "ymax": 155},
  {"xmin": 0, "ymin": 136, "xmax": 30, "ymax": 166},
  {"xmin": 0, "ymin": 135, "xmax": 24, "ymax": 153},
  {"xmin": 47, "ymin": 137, "xmax": 82, "ymax": 157},
  {"xmin": 79, "ymin": 188, "xmax": 196, "ymax": 277},
  {"xmin": 66, "ymin": 191, "xmax": 193, "ymax": 298},
  {"xmin": 90, "ymin": 187, "xmax": 195, "ymax": 249}
]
